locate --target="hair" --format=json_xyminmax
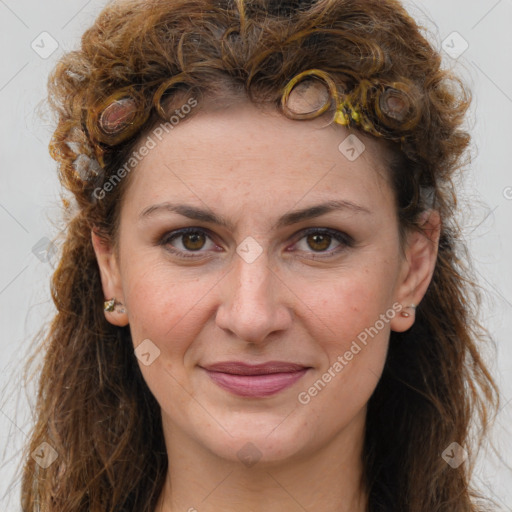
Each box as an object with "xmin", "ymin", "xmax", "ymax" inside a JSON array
[{"xmin": 19, "ymin": 0, "xmax": 500, "ymax": 511}]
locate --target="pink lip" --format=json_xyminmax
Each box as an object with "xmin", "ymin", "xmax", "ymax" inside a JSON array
[{"xmin": 201, "ymin": 361, "xmax": 310, "ymax": 398}]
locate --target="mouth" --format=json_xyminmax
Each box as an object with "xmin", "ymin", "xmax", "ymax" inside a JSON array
[{"xmin": 200, "ymin": 361, "xmax": 311, "ymax": 398}]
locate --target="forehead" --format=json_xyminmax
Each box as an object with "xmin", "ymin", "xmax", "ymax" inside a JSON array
[{"xmin": 122, "ymin": 101, "xmax": 395, "ymax": 221}]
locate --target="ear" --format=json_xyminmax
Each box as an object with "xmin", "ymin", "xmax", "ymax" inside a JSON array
[
  {"xmin": 91, "ymin": 229, "xmax": 129, "ymax": 327},
  {"xmin": 390, "ymin": 210, "xmax": 441, "ymax": 332}
]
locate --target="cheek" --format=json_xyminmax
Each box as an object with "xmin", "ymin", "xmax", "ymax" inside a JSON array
[
  {"xmin": 297, "ymin": 258, "xmax": 399, "ymax": 345},
  {"xmin": 295, "ymin": 269, "xmax": 394, "ymax": 433},
  {"xmin": 121, "ymin": 258, "xmax": 214, "ymax": 354},
  {"xmin": 122, "ymin": 264, "xmax": 215, "ymax": 409}
]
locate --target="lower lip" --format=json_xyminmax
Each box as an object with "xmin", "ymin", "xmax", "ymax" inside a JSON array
[{"xmin": 203, "ymin": 368, "xmax": 309, "ymax": 397}]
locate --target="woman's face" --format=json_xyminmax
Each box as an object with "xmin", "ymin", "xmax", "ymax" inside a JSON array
[{"xmin": 93, "ymin": 99, "xmax": 436, "ymax": 465}]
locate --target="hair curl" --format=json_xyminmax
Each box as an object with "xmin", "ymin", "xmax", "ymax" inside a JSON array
[{"xmin": 20, "ymin": 0, "xmax": 500, "ymax": 511}]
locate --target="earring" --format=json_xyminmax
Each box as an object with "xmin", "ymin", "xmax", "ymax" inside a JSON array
[
  {"xmin": 400, "ymin": 304, "xmax": 417, "ymax": 318},
  {"xmin": 103, "ymin": 297, "xmax": 126, "ymax": 314}
]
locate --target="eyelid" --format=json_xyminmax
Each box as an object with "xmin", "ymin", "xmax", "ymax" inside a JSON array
[
  {"xmin": 292, "ymin": 227, "xmax": 353, "ymax": 245},
  {"xmin": 159, "ymin": 226, "xmax": 353, "ymax": 259}
]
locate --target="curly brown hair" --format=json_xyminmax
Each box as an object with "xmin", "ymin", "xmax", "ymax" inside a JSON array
[{"xmin": 19, "ymin": 0, "xmax": 500, "ymax": 511}]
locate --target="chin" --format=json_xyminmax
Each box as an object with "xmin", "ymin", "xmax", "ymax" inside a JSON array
[{"xmin": 192, "ymin": 414, "xmax": 315, "ymax": 466}]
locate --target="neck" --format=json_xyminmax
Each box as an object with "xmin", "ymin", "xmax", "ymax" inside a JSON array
[{"xmin": 155, "ymin": 409, "xmax": 368, "ymax": 512}]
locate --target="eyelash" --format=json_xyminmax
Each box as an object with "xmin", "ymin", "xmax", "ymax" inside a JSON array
[{"xmin": 158, "ymin": 227, "xmax": 354, "ymax": 260}]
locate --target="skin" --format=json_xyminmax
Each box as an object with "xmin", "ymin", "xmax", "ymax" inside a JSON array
[{"xmin": 92, "ymin": 99, "xmax": 440, "ymax": 512}]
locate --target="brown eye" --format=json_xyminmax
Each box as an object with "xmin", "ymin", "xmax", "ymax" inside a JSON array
[
  {"xmin": 181, "ymin": 231, "xmax": 206, "ymax": 251},
  {"xmin": 159, "ymin": 228, "xmax": 218, "ymax": 259},
  {"xmin": 306, "ymin": 233, "xmax": 332, "ymax": 252},
  {"xmin": 292, "ymin": 228, "xmax": 354, "ymax": 259}
]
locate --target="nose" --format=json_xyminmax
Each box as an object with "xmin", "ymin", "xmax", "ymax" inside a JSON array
[{"xmin": 215, "ymin": 249, "xmax": 293, "ymax": 345}]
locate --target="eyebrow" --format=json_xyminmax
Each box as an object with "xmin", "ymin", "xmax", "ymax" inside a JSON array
[{"xmin": 139, "ymin": 199, "xmax": 372, "ymax": 230}]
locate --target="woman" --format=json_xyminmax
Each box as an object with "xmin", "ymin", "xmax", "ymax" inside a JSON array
[{"xmin": 20, "ymin": 0, "xmax": 500, "ymax": 510}]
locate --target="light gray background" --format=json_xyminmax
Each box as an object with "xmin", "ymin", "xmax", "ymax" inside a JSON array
[{"xmin": 0, "ymin": 0, "xmax": 511, "ymax": 510}]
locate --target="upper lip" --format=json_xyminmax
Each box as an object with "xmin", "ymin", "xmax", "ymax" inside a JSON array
[{"xmin": 201, "ymin": 361, "xmax": 309, "ymax": 375}]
